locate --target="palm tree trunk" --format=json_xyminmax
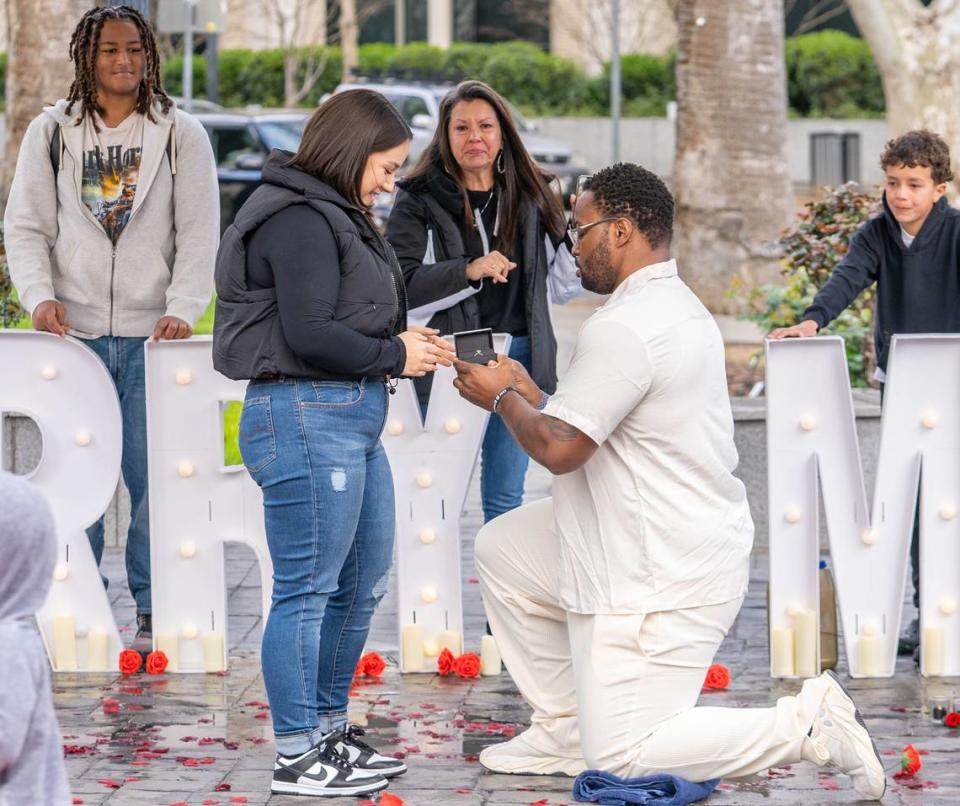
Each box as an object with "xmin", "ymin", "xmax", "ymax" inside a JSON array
[{"xmin": 672, "ymin": 0, "xmax": 793, "ymax": 313}]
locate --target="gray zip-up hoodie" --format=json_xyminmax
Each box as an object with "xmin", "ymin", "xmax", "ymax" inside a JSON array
[
  {"xmin": 4, "ymin": 98, "xmax": 219, "ymax": 337},
  {"xmin": 0, "ymin": 472, "xmax": 71, "ymax": 805}
]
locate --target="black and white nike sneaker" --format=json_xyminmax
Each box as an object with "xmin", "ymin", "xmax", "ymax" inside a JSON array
[
  {"xmin": 327, "ymin": 724, "xmax": 408, "ymax": 778},
  {"xmin": 271, "ymin": 743, "xmax": 388, "ymax": 797}
]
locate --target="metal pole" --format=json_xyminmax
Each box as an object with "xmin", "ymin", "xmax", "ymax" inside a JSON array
[
  {"xmin": 206, "ymin": 33, "xmax": 220, "ymax": 105},
  {"xmin": 183, "ymin": 0, "xmax": 197, "ymax": 112},
  {"xmin": 611, "ymin": 0, "xmax": 621, "ymax": 162},
  {"xmin": 396, "ymin": 0, "xmax": 406, "ymax": 46}
]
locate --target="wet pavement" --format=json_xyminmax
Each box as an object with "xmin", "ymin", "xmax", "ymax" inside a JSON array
[
  {"xmin": 53, "ymin": 303, "xmax": 960, "ymax": 805},
  {"xmin": 55, "ymin": 454, "xmax": 960, "ymax": 806}
]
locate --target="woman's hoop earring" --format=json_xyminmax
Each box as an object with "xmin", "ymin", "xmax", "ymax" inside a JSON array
[{"xmin": 496, "ymin": 150, "xmax": 505, "ymax": 174}]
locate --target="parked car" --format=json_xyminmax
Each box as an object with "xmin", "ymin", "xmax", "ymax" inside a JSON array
[
  {"xmin": 333, "ymin": 81, "xmax": 586, "ymax": 204},
  {"xmin": 194, "ymin": 111, "xmax": 309, "ymax": 233}
]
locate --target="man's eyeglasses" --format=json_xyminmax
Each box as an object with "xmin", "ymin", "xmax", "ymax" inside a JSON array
[{"xmin": 567, "ymin": 217, "xmax": 619, "ymax": 248}]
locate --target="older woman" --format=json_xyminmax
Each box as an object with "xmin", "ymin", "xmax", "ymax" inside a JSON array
[
  {"xmin": 386, "ymin": 79, "xmax": 580, "ymax": 524},
  {"xmin": 213, "ymin": 89, "xmax": 454, "ymax": 798}
]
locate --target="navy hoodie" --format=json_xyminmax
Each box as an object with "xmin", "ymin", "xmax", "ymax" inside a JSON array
[{"xmin": 803, "ymin": 195, "xmax": 960, "ymax": 372}]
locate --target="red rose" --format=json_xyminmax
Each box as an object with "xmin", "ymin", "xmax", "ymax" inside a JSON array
[
  {"xmin": 354, "ymin": 659, "xmax": 365, "ymax": 679},
  {"xmin": 437, "ymin": 648, "xmax": 455, "ymax": 677},
  {"xmin": 945, "ymin": 711, "xmax": 960, "ymax": 728},
  {"xmin": 118, "ymin": 649, "xmax": 143, "ymax": 674},
  {"xmin": 454, "ymin": 652, "xmax": 481, "ymax": 679},
  {"xmin": 899, "ymin": 744, "xmax": 922, "ymax": 777},
  {"xmin": 362, "ymin": 651, "xmax": 385, "ymax": 677},
  {"xmin": 145, "ymin": 651, "xmax": 168, "ymax": 675},
  {"xmin": 703, "ymin": 663, "xmax": 731, "ymax": 690}
]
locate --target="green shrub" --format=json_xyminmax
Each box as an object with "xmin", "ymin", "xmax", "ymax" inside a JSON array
[
  {"xmin": 786, "ymin": 31, "xmax": 884, "ymax": 118},
  {"xmin": 0, "ymin": 224, "xmax": 26, "ymax": 328},
  {"xmin": 163, "ymin": 47, "xmax": 341, "ymax": 108},
  {"xmin": 150, "ymin": 34, "xmax": 886, "ymax": 118},
  {"xmin": 590, "ymin": 51, "xmax": 675, "ymax": 115},
  {"xmin": 386, "ymin": 42, "xmax": 446, "ymax": 79},
  {"xmin": 730, "ymin": 182, "xmax": 880, "ymax": 386}
]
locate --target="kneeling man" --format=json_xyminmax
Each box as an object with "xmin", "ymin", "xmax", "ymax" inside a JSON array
[{"xmin": 453, "ymin": 163, "xmax": 885, "ymax": 800}]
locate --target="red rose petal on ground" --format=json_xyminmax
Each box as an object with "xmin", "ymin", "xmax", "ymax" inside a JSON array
[
  {"xmin": 202, "ymin": 800, "xmax": 219, "ymax": 805},
  {"xmin": 230, "ymin": 799, "xmax": 248, "ymax": 804},
  {"xmin": 214, "ymin": 782, "xmax": 232, "ymax": 791},
  {"xmin": 254, "ymin": 711, "xmax": 268, "ymax": 719},
  {"xmin": 379, "ymin": 794, "xmax": 407, "ymax": 806},
  {"xmin": 97, "ymin": 778, "xmax": 122, "ymax": 789},
  {"xmin": 72, "ymin": 799, "xmax": 84, "ymax": 804}
]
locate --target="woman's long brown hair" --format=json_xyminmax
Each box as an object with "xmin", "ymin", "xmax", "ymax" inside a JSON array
[{"xmin": 404, "ymin": 80, "xmax": 566, "ymax": 254}]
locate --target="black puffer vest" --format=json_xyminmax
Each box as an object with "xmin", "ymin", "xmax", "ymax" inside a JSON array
[{"xmin": 213, "ymin": 151, "xmax": 407, "ymax": 381}]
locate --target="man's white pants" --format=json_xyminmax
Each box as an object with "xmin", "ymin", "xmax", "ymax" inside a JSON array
[{"xmin": 476, "ymin": 497, "xmax": 828, "ymax": 781}]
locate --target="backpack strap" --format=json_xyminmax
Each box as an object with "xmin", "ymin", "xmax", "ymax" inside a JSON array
[
  {"xmin": 49, "ymin": 120, "xmax": 175, "ymax": 178},
  {"xmin": 50, "ymin": 124, "xmax": 63, "ymax": 176}
]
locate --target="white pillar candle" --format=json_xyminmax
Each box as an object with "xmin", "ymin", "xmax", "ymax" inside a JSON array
[
  {"xmin": 202, "ymin": 631, "xmax": 224, "ymax": 673},
  {"xmin": 86, "ymin": 629, "xmax": 109, "ymax": 671},
  {"xmin": 793, "ymin": 608, "xmax": 818, "ymax": 678},
  {"xmin": 423, "ymin": 638, "xmax": 440, "ymax": 657},
  {"xmin": 401, "ymin": 623, "xmax": 424, "ymax": 672},
  {"xmin": 437, "ymin": 629, "xmax": 461, "ymax": 655},
  {"xmin": 156, "ymin": 633, "xmax": 179, "ymax": 673},
  {"xmin": 771, "ymin": 627, "xmax": 795, "ymax": 677},
  {"xmin": 480, "ymin": 635, "xmax": 502, "ymax": 676},
  {"xmin": 922, "ymin": 626, "xmax": 945, "ymax": 676},
  {"xmin": 53, "ymin": 615, "xmax": 78, "ymax": 671},
  {"xmin": 857, "ymin": 629, "xmax": 881, "ymax": 677}
]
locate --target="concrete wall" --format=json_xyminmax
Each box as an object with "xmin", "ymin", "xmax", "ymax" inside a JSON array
[
  {"xmin": 531, "ymin": 116, "xmax": 888, "ymax": 186},
  {"xmin": 3, "ymin": 390, "xmax": 882, "ymax": 551}
]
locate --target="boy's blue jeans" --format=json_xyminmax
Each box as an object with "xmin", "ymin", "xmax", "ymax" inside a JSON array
[
  {"xmin": 239, "ymin": 377, "xmax": 394, "ymax": 756},
  {"xmin": 81, "ymin": 336, "xmax": 152, "ymax": 615}
]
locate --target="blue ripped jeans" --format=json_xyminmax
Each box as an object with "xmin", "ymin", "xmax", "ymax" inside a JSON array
[{"xmin": 239, "ymin": 377, "xmax": 394, "ymax": 756}]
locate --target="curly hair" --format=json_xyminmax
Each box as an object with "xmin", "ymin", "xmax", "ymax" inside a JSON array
[
  {"xmin": 583, "ymin": 162, "xmax": 674, "ymax": 249},
  {"xmin": 66, "ymin": 5, "xmax": 172, "ymax": 129},
  {"xmin": 880, "ymin": 130, "xmax": 953, "ymax": 185}
]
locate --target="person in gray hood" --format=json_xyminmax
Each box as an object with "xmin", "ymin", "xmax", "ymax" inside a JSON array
[
  {"xmin": 0, "ymin": 472, "xmax": 71, "ymax": 805},
  {"xmin": 4, "ymin": 6, "xmax": 219, "ymax": 653}
]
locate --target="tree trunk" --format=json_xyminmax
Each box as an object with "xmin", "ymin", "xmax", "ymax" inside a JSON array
[
  {"xmin": 672, "ymin": 0, "xmax": 793, "ymax": 313},
  {"xmin": 847, "ymin": 0, "xmax": 960, "ymax": 197},
  {"xmin": 340, "ymin": 0, "xmax": 359, "ymax": 83},
  {"xmin": 2, "ymin": 0, "xmax": 82, "ymax": 205}
]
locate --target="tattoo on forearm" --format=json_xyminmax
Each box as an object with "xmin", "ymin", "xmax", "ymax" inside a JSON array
[{"xmin": 544, "ymin": 415, "xmax": 581, "ymax": 441}]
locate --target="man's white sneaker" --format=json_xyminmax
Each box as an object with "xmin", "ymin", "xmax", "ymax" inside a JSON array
[
  {"xmin": 479, "ymin": 730, "xmax": 586, "ymax": 777},
  {"xmin": 804, "ymin": 670, "xmax": 886, "ymax": 800}
]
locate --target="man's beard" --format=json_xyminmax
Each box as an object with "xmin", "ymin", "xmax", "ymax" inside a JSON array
[{"xmin": 580, "ymin": 235, "xmax": 617, "ymax": 294}]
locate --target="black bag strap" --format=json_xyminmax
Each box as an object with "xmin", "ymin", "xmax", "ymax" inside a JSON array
[{"xmin": 50, "ymin": 122, "xmax": 174, "ymax": 177}]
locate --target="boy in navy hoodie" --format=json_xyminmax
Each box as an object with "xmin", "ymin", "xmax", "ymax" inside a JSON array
[{"xmin": 770, "ymin": 130, "xmax": 960, "ymax": 656}]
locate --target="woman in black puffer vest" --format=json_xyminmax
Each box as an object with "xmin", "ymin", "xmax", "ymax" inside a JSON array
[{"xmin": 213, "ymin": 90, "xmax": 453, "ymax": 799}]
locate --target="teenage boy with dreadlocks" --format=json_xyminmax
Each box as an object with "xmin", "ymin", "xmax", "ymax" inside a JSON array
[{"xmin": 4, "ymin": 5, "xmax": 219, "ymax": 654}]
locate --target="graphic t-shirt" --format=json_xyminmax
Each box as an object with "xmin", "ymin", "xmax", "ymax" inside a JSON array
[{"xmin": 81, "ymin": 113, "xmax": 144, "ymax": 244}]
